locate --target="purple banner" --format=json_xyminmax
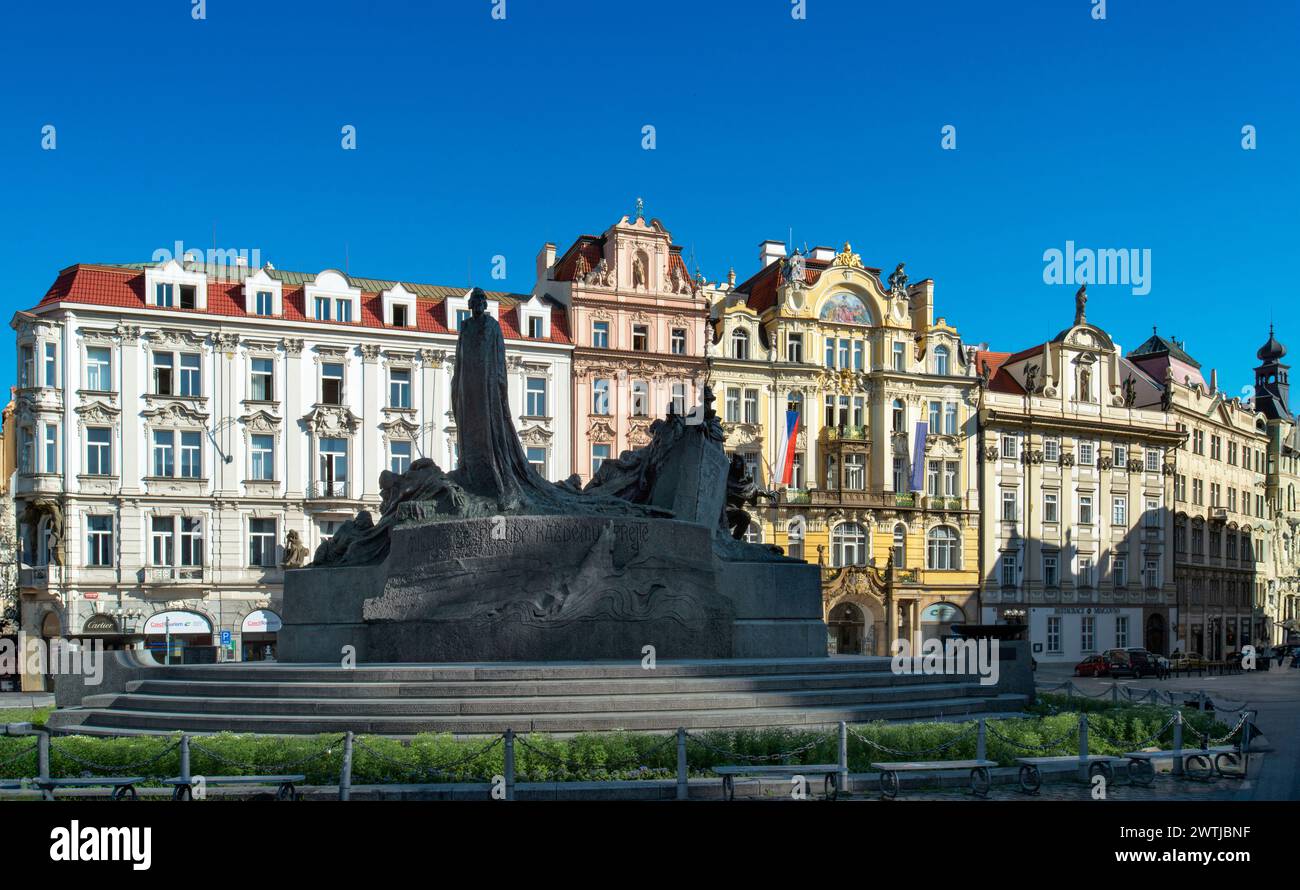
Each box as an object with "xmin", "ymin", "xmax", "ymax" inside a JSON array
[{"xmin": 909, "ymin": 421, "xmax": 928, "ymax": 492}]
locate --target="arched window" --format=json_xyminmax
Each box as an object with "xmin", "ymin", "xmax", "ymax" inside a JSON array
[
  {"xmin": 732, "ymin": 328, "xmax": 750, "ymax": 360},
  {"xmin": 892, "ymin": 523, "xmax": 907, "ymax": 567},
  {"xmin": 934, "ymin": 345, "xmax": 950, "ymax": 376},
  {"xmin": 892, "ymin": 399, "xmax": 906, "ymax": 433},
  {"xmin": 926, "ymin": 526, "xmax": 960, "ymax": 570},
  {"xmin": 831, "ymin": 522, "xmax": 868, "ymax": 567}
]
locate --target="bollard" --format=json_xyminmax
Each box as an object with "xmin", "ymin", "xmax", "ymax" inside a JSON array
[
  {"xmin": 1077, "ymin": 713, "xmax": 1089, "ymax": 782},
  {"xmin": 503, "ymin": 729, "xmax": 515, "ymax": 801},
  {"xmin": 976, "ymin": 718, "xmax": 987, "ymax": 763},
  {"xmin": 339, "ymin": 732, "xmax": 353, "ymax": 802},
  {"xmin": 838, "ymin": 722, "xmax": 849, "ymax": 795},
  {"xmin": 676, "ymin": 728, "xmax": 688, "ymax": 801},
  {"xmin": 179, "ymin": 734, "xmax": 191, "ymax": 785},
  {"xmin": 1111, "ymin": 682, "xmax": 1120, "ymax": 705},
  {"xmin": 1172, "ymin": 711, "xmax": 1184, "ymax": 777},
  {"xmin": 37, "ymin": 731, "xmax": 51, "ymax": 801}
]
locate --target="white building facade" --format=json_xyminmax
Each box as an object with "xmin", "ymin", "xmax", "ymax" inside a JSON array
[{"xmin": 12, "ymin": 259, "xmax": 572, "ymax": 678}]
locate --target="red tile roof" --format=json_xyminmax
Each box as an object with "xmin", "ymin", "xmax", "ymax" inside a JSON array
[
  {"xmin": 36, "ymin": 263, "xmax": 572, "ymax": 345},
  {"xmin": 974, "ymin": 349, "xmax": 1024, "ymax": 394}
]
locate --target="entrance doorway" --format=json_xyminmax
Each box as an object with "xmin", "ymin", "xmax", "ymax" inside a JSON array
[
  {"xmin": 828, "ymin": 602, "xmax": 866, "ymax": 655},
  {"xmin": 1145, "ymin": 613, "xmax": 1165, "ymax": 655}
]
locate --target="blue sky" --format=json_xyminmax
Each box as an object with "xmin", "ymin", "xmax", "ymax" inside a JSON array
[{"xmin": 1, "ymin": 0, "xmax": 1295, "ymax": 396}]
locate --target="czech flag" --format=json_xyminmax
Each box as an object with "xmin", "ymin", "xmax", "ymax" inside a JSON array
[{"xmin": 773, "ymin": 409, "xmax": 801, "ymax": 486}]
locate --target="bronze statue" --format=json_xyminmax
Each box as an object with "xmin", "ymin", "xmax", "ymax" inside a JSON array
[
  {"xmin": 724, "ymin": 454, "xmax": 775, "ymax": 540},
  {"xmin": 282, "ymin": 530, "xmax": 310, "ymax": 568},
  {"xmin": 1074, "ymin": 281, "xmax": 1088, "ymax": 325},
  {"xmin": 887, "ymin": 262, "xmax": 908, "ymax": 296}
]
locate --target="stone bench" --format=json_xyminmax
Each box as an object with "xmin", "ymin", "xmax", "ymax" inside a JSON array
[
  {"xmin": 34, "ymin": 777, "xmax": 146, "ymax": 801},
  {"xmin": 163, "ymin": 774, "xmax": 305, "ymax": 801},
  {"xmin": 1014, "ymin": 755, "xmax": 1126, "ymax": 793},
  {"xmin": 870, "ymin": 759, "xmax": 998, "ymax": 799},
  {"xmin": 712, "ymin": 764, "xmax": 841, "ymax": 801},
  {"xmin": 1123, "ymin": 746, "xmax": 1242, "ymax": 784}
]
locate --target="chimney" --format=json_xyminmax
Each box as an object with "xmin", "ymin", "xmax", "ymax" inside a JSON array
[
  {"xmin": 759, "ymin": 240, "xmax": 786, "ymax": 267},
  {"xmin": 536, "ymin": 242, "xmax": 556, "ymax": 282},
  {"xmin": 809, "ymin": 246, "xmax": 836, "ymax": 262},
  {"xmin": 1210, "ymin": 368, "xmax": 1218, "ymax": 393}
]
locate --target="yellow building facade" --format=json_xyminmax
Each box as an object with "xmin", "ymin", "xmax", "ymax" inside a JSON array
[{"xmin": 707, "ymin": 242, "xmax": 981, "ymax": 655}]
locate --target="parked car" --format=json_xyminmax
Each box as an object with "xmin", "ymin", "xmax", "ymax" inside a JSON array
[
  {"xmin": 1102, "ymin": 648, "xmax": 1156, "ymax": 678},
  {"xmin": 1073, "ymin": 654, "xmax": 1109, "ymax": 677},
  {"xmin": 1169, "ymin": 652, "xmax": 1207, "ymax": 670},
  {"xmin": 1127, "ymin": 647, "xmax": 1169, "ymax": 677}
]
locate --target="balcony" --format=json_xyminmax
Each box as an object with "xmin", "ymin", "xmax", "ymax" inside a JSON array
[
  {"xmin": 141, "ymin": 565, "xmax": 209, "ymax": 585},
  {"xmin": 310, "ymin": 480, "xmax": 350, "ymax": 499},
  {"xmin": 19, "ymin": 565, "xmax": 60, "ymax": 588},
  {"xmin": 820, "ymin": 425, "xmax": 869, "ymax": 443}
]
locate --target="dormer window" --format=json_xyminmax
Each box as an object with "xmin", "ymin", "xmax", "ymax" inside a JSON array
[
  {"xmin": 446, "ymin": 291, "xmax": 498, "ymax": 331},
  {"xmin": 146, "ymin": 259, "xmax": 207, "ymax": 312},
  {"xmin": 381, "ymin": 283, "xmax": 417, "ymax": 328},
  {"xmin": 527, "ymin": 316, "xmax": 543, "ymax": 338},
  {"xmin": 517, "ymin": 295, "xmax": 551, "ymax": 340},
  {"xmin": 243, "ymin": 267, "xmax": 283, "ymax": 316},
  {"xmin": 305, "ymin": 270, "xmax": 360, "ymax": 326}
]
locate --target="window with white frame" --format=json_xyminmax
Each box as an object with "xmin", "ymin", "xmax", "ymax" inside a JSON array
[
  {"xmin": 86, "ymin": 346, "xmax": 112, "ymax": 391},
  {"xmin": 150, "ymin": 516, "xmax": 175, "ymax": 566},
  {"xmin": 85, "ymin": 427, "xmax": 112, "ymax": 475},
  {"xmin": 731, "ymin": 328, "xmax": 750, "ymax": 360},
  {"xmin": 249, "ymin": 518, "xmax": 277, "ymax": 568},
  {"xmin": 592, "ymin": 321, "xmax": 610, "ymax": 348},
  {"xmin": 1044, "ymin": 492, "xmax": 1059, "ymax": 523},
  {"xmin": 244, "ymin": 267, "xmax": 282, "ymax": 316},
  {"xmin": 389, "ymin": 367, "xmax": 412, "ymax": 409},
  {"xmin": 1113, "ymin": 496, "xmax": 1127, "ymax": 526},
  {"xmin": 631, "ymin": 381, "xmax": 648, "ymax": 417},
  {"xmin": 591, "ymin": 443, "xmax": 610, "ymax": 473},
  {"xmin": 19, "ymin": 345, "xmax": 34, "ymax": 389},
  {"xmin": 843, "ymin": 454, "xmax": 865, "ymax": 490},
  {"xmin": 670, "ymin": 383, "xmax": 686, "ymax": 416},
  {"xmin": 1113, "ymin": 444, "xmax": 1127, "ymax": 467},
  {"xmin": 1001, "ymin": 434, "xmax": 1017, "ymax": 459},
  {"xmin": 892, "ymin": 341, "xmax": 906, "ymax": 371},
  {"xmin": 743, "ymin": 389, "xmax": 758, "ymax": 424},
  {"xmin": 1000, "ymin": 554, "xmax": 1017, "ymax": 587},
  {"xmin": 631, "ymin": 324, "xmax": 649, "ymax": 352},
  {"xmin": 1114, "ymin": 555, "xmax": 1127, "ymax": 588},
  {"xmin": 153, "ymin": 351, "xmax": 201, "ymax": 397},
  {"xmin": 1044, "ymin": 437, "xmax": 1060, "ymax": 462},
  {"xmin": 671, "ymin": 328, "xmax": 687, "ymax": 355},
  {"xmin": 250, "ymin": 434, "xmax": 275, "ymax": 481},
  {"xmin": 86, "ymin": 515, "xmax": 114, "ymax": 567},
  {"xmin": 382, "ymin": 283, "xmax": 416, "ymax": 328},
  {"xmin": 1046, "ymin": 616, "xmax": 1062, "ymax": 653},
  {"xmin": 926, "ymin": 526, "xmax": 960, "ymax": 570},
  {"xmin": 831, "ymin": 522, "xmax": 868, "ymax": 567},
  {"xmin": 321, "ymin": 362, "xmax": 344, "ymax": 405},
  {"xmin": 319, "ymin": 438, "xmax": 348, "ymax": 493},
  {"xmin": 43, "ymin": 424, "xmax": 58, "ymax": 474},
  {"xmin": 152, "ymin": 429, "xmax": 203, "ymax": 478},
  {"xmin": 390, "ymin": 440, "xmax": 412, "ymax": 474},
  {"xmin": 1078, "ymin": 441, "xmax": 1095, "ymax": 466},
  {"xmin": 1145, "ymin": 498, "xmax": 1160, "ymax": 528},
  {"xmin": 1081, "ymin": 615, "xmax": 1095, "ymax": 651},
  {"xmin": 786, "ymin": 333, "xmax": 803, "ymax": 363},
  {"xmin": 592, "ymin": 379, "xmax": 611, "ymax": 415},
  {"xmin": 305, "ymin": 271, "xmax": 359, "ymax": 324},
  {"xmin": 934, "ymin": 345, "xmax": 950, "ymax": 375},
  {"xmin": 250, "ymin": 357, "xmax": 274, "ymax": 401},
  {"xmin": 1002, "ymin": 490, "xmax": 1018, "ymax": 521},
  {"xmin": 1044, "ymin": 553, "xmax": 1059, "ymax": 587},
  {"xmin": 526, "ymin": 446, "xmax": 547, "ymax": 477},
  {"xmin": 1078, "ymin": 556, "xmax": 1094, "ymax": 587},
  {"xmin": 526, "ymin": 377, "xmax": 547, "ymax": 417},
  {"xmin": 1115, "ymin": 615, "xmax": 1129, "ymax": 648},
  {"xmin": 725, "ymin": 388, "xmax": 740, "ymax": 423},
  {"xmin": 1145, "ymin": 448, "xmax": 1161, "ymax": 472},
  {"xmin": 1143, "ymin": 559, "xmax": 1159, "ymax": 589},
  {"xmin": 1079, "ymin": 494, "xmax": 1094, "ymax": 524}
]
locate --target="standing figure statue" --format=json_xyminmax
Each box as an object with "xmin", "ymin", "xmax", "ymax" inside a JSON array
[
  {"xmin": 887, "ymin": 262, "xmax": 909, "ymax": 297},
  {"xmin": 1074, "ymin": 281, "xmax": 1088, "ymax": 325}
]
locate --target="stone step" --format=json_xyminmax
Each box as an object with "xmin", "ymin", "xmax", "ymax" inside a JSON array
[
  {"xmin": 122, "ymin": 669, "xmax": 957, "ymax": 700},
  {"xmin": 90, "ymin": 681, "xmax": 998, "ymax": 718},
  {"xmin": 124, "ymin": 656, "xmax": 905, "ymax": 684},
  {"xmin": 57, "ymin": 693, "xmax": 1028, "ymax": 736}
]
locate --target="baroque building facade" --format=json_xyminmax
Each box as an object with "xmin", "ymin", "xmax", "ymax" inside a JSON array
[
  {"xmin": 976, "ymin": 298, "xmax": 1183, "ymax": 663},
  {"xmin": 706, "ymin": 241, "xmax": 981, "ymax": 655},
  {"xmin": 535, "ymin": 213, "xmax": 709, "ymax": 483},
  {"xmin": 11, "ymin": 258, "xmax": 571, "ymax": 682}
]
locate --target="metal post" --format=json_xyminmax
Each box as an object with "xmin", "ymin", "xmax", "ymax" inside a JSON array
[
  {"xmin": 838, "ymin": 722, "xmax": 849, "ymax": 794},
  {"xmin": 179, "ymin": 733, "xmax": 191, "ymax": 784},
  {"xmin": 976, "ymin": 718, "xmax": 986, "ymax": 763},
  {"xmin": 1172, "ymin": 710, "xmax": 1184, "ymax": 777},
  {"xmin": 38, "ymin": 731, "xmax": 51, "ymax": 801},
  {"xmin": 339, "ymin": 731, "xmax": 353, "ymax": 801},
  {"xmin": 503, "ymin": 729, "xmax": 515, "ymax": 801},
  {"xmin": 1078, "ymin": 713, "xmax": 1089, "ymax": 782},
  {"xmin": 1199, "ymin": 690, "xmax": 1206, "ymax": 712},
  {"xmin": 676, "ymin": 727, "xmax": 688, "ymax": 801},
  {"xmin": 1111, "ymin": 681, "xmax": 1119, "ymax": 705}
]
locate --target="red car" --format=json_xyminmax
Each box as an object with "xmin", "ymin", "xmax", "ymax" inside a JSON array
[{"xmin": 1073, "ymin": 655, "xmax": 1110, "ymax": 677}]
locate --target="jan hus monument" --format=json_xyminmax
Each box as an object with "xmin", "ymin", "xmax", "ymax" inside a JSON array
[{"xmin": 279, "ymin": 288, "xmax": 826, "ymax": 662}]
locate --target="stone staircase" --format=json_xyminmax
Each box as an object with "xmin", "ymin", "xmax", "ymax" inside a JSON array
[{"xmin": 46, "ymin": 657, "xmax": 1028, "ymax": 737}]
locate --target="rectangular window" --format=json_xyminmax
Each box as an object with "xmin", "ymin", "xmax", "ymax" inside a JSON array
[
  {"xmin": 944, "ymin": 403, "xmax": 958, "ymax": 435},
  {"xmin": 1044, "ymin": 492, "xmax": 1059, "ymax": 523},
  {"xmin": 1044, "ymin": 437, "xmax": 1059, "ymax": 462},
  {"xmin": 786, "ymin": 333, "xmax": 803, "ymax": 364},
  {"xmin": 1046, "ymin": 616, "xmax": 1061, "ymax": 653},
  {"xmin": 86, "ymin": 427, "xmax": 112, "ymax": 475},
  {"xmin": 1001, "ymin": 555, "xmax": 1017, "ymax": 587},
  {"xmin": 838, "ymin": 339, "xmax": 850, "ymax": 369},
  {"xmin": 670, "ymin": 383, "xmax": 686, "ymax": 416},
  {"xmin": 153, "ymin": 352, "xmax": 174, "ymax": 395},
  {"xmin": 180, "ymin": 354, "xmax": 201, "ymax": 396},
  {"xmin": 249, "ymin": 518, "xmax": 277, "ymax": 567},
  {"xmin": 592, "ymin": 321, "xmax": 610, "ymax": 349},
  {"xmin": 1079, "ymin": 556, "xmax": 1094, "ymax": 587},
  {"xmin": 1044, "ymin": 555, "xmax": 1059, "ymax": 588},
  {"xmin": 844, "ymin": 454, "xmax": 865, "ymax": 490},
  {"xmin": 1002, "ymin": 491, "xmax": 1018, "ymax": 521},
  {"xmin": 390, "ymin": 440, "xmax": 412, "ymax": 475},
  {"xmin": 1210, "ymin": 435, "xmax": 1222, "ymax": 461},
  {"xmin": 1114, "ymin": 556, "xmax": 1127, "ymax": 588},
  {"xmin": 1146, "ymin": 448, "xmax": 1160, "ymax": 472},
  {"xmin": 251, "ymin": 434, "xmax": 275, "ymax": 481},
  {"xmin": 526, "ymin": 315, "xmax": 543, "ymax": 338},
  {"xmin": 526, "ymin": 446, "xmax": 546, "ymax": 476},
  {"xmin": 1078, "ymin": 441, "xmax": 1094, "ymax": 466},
  {"xmin": 180, "ymin": 431, "xmax": 202, "ymax": 478},
  {"xmin": 927, "ymin": 459, "xmax": 941, "ymax": 497},
  {"xmin": 19, "ymin": 345, "xmax": 34, "ymax": 388},
  {"xmin": 1081, "ymin": 616, "xmax": 1095, "ymax": 652},
  {"xmin": 592, "ymin": 379, "xmax": 610, "ymax": 415},
  {"xmin": 322, "ymin": 363, "xmax": 344, "ymax": 405},
  {"xmin": 825, "ymin": 338, "xmax": 836, "ymax": 369},
  {"xmin": 179, "ymin": 284, "xmax": 197, "ymax": 309},
  {"xmin": 1115, "ymin": 615, "xmax": 1129, "ymax": 648},
  {"xmin": 892, "ymin": 341, "xmax": 906, "ymax": 371},
  {"xmin": 152, "ymin": 430, "xmax": 175, "ymax": 477},
  {"xmin": 314, "ymin": 296, "xmax": 331, "ymax": 321},
  {"xmin": 87, "ymin": 515, "xmax": 114, "ymax": 567},
  {"xmin": 1113, "ymin": 444, "xmax": 1127, "ymax": 467},
  {"xmin": 335, "ymin": 298, "xmax": 353, "ymax": 322},
  {"xmin": 726, "ymin": 388, "xmax": 740, "ymax": 423},
  {"xmin": 743, "ymin": 389, "xmax": 759, "ymax": 424},
  {"xmin": 43, "ymin": 424, "xmax": 58, "ymax": 473},
  {"xmin": 526, "ymin": 377, "xmax": 547, "ymax": 417},
  {"xmin": 255, "ymin": 290, "xmax": 274, "ymax": 316},
  {"xmin": 1079, "ymin": 494, "xmax": 1094, "ymax": 525},
  {"xmin": 671, "ymin": 328, "xmax": 686, "ymax": 355},
  {"xmin": 1001, "ymin": 435, "xmax": 1017, "ymax": 459},
  {"xmin": 392, "ymin": 304, "xmax": 409, "ymax": 328},
  {"xmin": 44, "ymin": 343, "xmax": 58, "ymax": 387},
  {"xmin": 631, "ymin": 324, "xmax": 649, "ymax": 351},
  {"xmin": 852, "ymin": 341, "xmax": 864, "ymax": 371},
  {"xmin": 319, "ymin": 438, "xmax": 348, "ymax": 490},
  {"xmin": 250, "ymin": 357, "xmax": 274, "ymax": 401},
  {"xmin": 85, "ymin": 346, "xmax": 112, "ymax": 391},
  {"xmin": 155, "ymin": 282, "xmax": 174, "ymax": 307},
  {"xmin": 18, "ymin": 427, "xmax": 33, "ymax": 474},
  {"xmin": 893, "ymin": 457, "xmax": 906, "ymax": 492},
  {"xmin": 1112, "ymin": 496, "xmax": 1127, "ymax": 526},
  {"xmin": 591, "ymin": 444, "xmax": 610, "ymax": 474},
  {"xmin": 180, "ymin": 517, "xmax": 203, "ymax": 566},
  {"xmin": 944, "ymin": 461, "xmax": 959, "ymax": 497},
  {"xmin": 626, "ymin": 380, "xmax": 646, "ymax": 417},
  {"xmin": 929, "ymin": 401, "xmax": 941, "ymax": 432},
  {"xmin": 456, "ymin": 309, "xmax": 470, "ymax": 329},
  {"xmin": 151, "ymin": 516, "xmax": 175, "ymax": 566},
  {"xmin": 1145, "ymin": 498, "xmax": 1160, "ymax": 527},
  {"xmin": 389, "ymin": 367, "xmax": 412, "ymax": 409},
  {"xmin": 1143, "ymin": 559, "xmax": 1159, "ymax": 589}
]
